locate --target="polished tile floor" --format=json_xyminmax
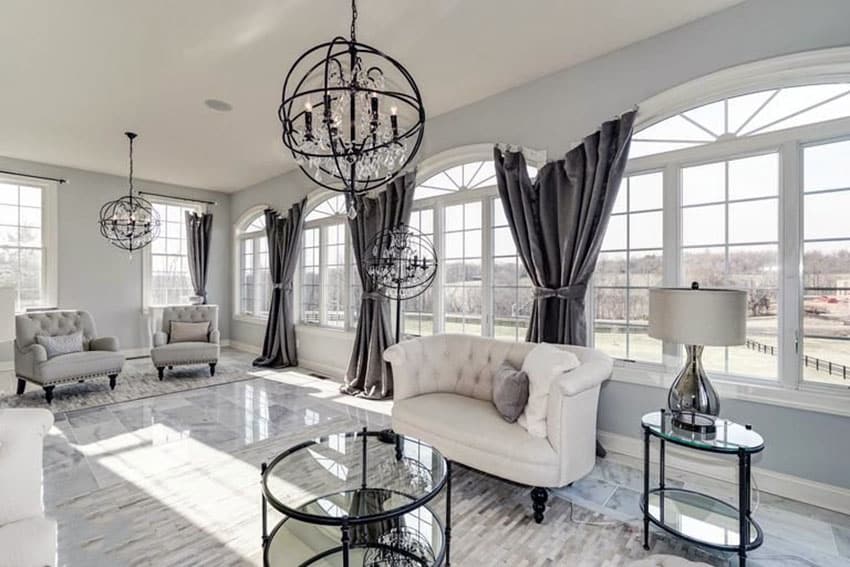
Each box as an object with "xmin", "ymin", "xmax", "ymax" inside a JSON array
[{"xmin": 37, "ymin": 354, "xmax": 850, "ymax": 566}]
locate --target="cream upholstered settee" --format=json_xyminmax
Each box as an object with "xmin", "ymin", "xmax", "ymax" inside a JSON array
[
  {"xmin": 0, "ymin": 409, "xmax": 57, "ymax": 567},
  {"xmin": 151, "ymin": 305, "xmax": 220, "ymax": 380},
  {"xmin": 15, "ymin": 310, "xmax": 124, "ymax": 403},
  {"xmin": 384, "ymin": 334, "xmax": 613, "ymax": 522}
]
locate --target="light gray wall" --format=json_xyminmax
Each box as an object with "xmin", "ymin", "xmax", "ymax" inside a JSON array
[
  {"xmin": 0, "ymin": 155, "xmax": 231, "ymax": 352},
  {"xmin": 230, "ymin": 0, "xmax": 850, "ymax": 488}
]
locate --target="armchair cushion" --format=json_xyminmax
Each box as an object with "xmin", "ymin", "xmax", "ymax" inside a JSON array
[
  {"xmin": 150, "ymin": 341, "xmax": 219, "ymax": 367},
  {"xmin": 37, "ymin": 351, "xmax": 124, "ymax": 383},
  {"xmin": 517, "ymin": 344, "xmax": 580, "ymax": 438},
  {"xmin": 168, "ymin": 321, "xmax": 210, "ymax": 344},
  {"xmin": 35, "ymin": 332, "xmax": 83, "ymax": 359}
]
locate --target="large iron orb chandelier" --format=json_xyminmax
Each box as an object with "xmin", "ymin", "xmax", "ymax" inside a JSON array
[
  {"xmin": 98, "ymin": 132, "xmax": 160, "ymax": 256},
  {"xmin": 278, "ymin": 0, "xmax": 425, "ymax": 204}
]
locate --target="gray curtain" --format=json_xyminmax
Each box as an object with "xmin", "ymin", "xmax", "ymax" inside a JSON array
[
  {"xmin": 185, "ymin": 211, "xmax": 213, "ymax": 303},
  {"xmin": 342, "ymin": 172, "xmax": 416, "ymax": 399},
  {"xmin": 494, "ymin": 110, "xmax": 636, "ymax": 346},
  {"xmin": 254, "ymin": 199, "xmax": 306, "ymax": 368}
]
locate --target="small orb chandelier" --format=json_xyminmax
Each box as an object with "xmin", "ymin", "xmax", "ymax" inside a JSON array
[
  {"xmin": 98, "ymin": 132, "xmax": 160, "ymax": 256},
  {"xmin": 278, "ymin": 0, "xmax": 425, "ymax": 207}
]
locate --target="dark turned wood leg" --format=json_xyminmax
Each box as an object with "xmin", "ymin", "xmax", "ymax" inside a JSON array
[
  {"xmin": 43, "ymin": 385, "xmax": 55, "ymax": 404},
  {"xmin": 168, "ymin": 365, "xmax": 173, "ymax": 370},
  {"xmin": 16, "ymin": 378, "xmax": 26, "ymax": 395},
  {"xmin": 209, "ymin": 362, "xmax": 216, "ymax": 376},
  {"xmin": 108, "ymin": 374, "xmax": 117, "ymax": 390},
  {"xmin": 531, "ymin": 487, "xmax": 548, "ymax": 524},
  {"xmin": 157, "ymin": 367, "xmax": 164, "ymax": 380}
]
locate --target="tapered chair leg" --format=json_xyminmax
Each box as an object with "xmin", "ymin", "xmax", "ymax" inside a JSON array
[
  {"xmin": 16, "ymin": 378, "xmax": 26, "ymax": 395},
  {"xmin": 157, "ymin": 367, "xmax": 164, "ymax": 381},
  {"xmin": 43, "ymin": 385, "xmax": 55, "ymax": 405},
  {"xmin": 108, "ymin": 374, "xmax": 118, "ymax": 390},
  {"xmin": 531, "ymin": 487, "xmax": 548, "ymax": 524},
  {"xmin": 209, "ymin": 363, "xmax": 216, "ymax": 376}
]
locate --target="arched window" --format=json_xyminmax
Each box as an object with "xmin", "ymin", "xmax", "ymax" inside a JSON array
[
  {"xmin": 593, "ymin": 74, "xmax": 850, "ymax": 390},
  {"xmin": 236, "ymin": 210, "xmax": 270, "ymax": 318},
  {"xmin": 406, "ymin": 157, "xmax": 538, "ymax": 341},
  {"xmin": 300, "ymin": 194, "xmax": 359, "ymax": 329}
]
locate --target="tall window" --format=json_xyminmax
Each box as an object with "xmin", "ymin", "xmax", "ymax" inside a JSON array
[
  {"xmin": 594, "ymin": 172, "xmax": 664, "ymax": 363},
  {"xmin": 299, "ymin": 195, "xmax": 358, "ymax": 329},
  {"xmin": 237, "ymin": 213, "xmax": 270, "ymax": 318},
  {"xmin": 595, "ymin": 78, "xmax": 850, "ymax": 393},
  {"xmin": 0, "ymin": 177, "xmax": 55, "ymax": 310},
  {"xmin": 149, "ymin": 201, "xmax": 200, "ymax": 306},
  {"xmin": 404, "ymin": 159, "xmax": 537, "ymax": 340}
]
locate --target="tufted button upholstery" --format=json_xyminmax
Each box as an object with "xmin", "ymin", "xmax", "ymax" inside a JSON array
[
  {"xmin": 15, "ymin": 310, "xmax": 97, "ymax": 350},
  {"xmin": 160, "ymin": 305, "xmax": 218, "ymax": 336}
]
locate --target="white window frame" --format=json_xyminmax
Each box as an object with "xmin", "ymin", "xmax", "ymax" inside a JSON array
[
  {"xmin": 593, "ymin": 47, "xmax": 850, "ymax": 418},
  {"xmin": 142, "ymin": 196, "xmax": 203, "ymax": 311},
  {"xmin": 233, "ymin": 204, "xmax": 271, "ymax": 324},
  {"xmin": 0, "ymin": 173, "xmax": 58, "ymax": 312},
  {"xmin": 296, "ymin": 192, "xmax": 356, "ymax": 332}
]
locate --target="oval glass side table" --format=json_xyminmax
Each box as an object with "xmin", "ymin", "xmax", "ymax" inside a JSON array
[
  {"xmin": 640, "ymin": 410, "xmax": 765, "ymax": 566},
  {"xmin": 261, "ymin": 429, "xmax": 451, "ymax": 566}
]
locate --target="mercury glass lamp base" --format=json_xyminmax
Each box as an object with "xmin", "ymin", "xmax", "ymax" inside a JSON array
[{"xmin": 668, "ymin": 344, "xmax": 720, "ymax": 418}]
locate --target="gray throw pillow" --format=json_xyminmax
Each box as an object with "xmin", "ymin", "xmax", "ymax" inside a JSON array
[
  {"xmin": 169, "ymin": 321, "xmax": 210, "ymax": 343},
  {"xmin": 492, "ymin": 362, "xmax": 529, "ymax": 423},
  {"xmin": 35, "ymin": 332, "xmax": 84, "ymax": 359}
]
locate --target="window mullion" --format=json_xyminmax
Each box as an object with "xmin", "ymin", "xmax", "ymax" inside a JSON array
[
  {"xmin": 780, "ymin": 140, "xmax": 803, "ymax": 390},
  {"xmin": 483, "ymin": 198, "xmax": 493, "ymax": 337},
  {"xmin": 319, "ymin": 225, "xmax": 328, "ymax": 326},
  {"xmin": 662, "ymin": 163, "xmax": 680, "ymax": 366},
  {"xmin": 434, "ymin": 203, "xmax": 445, "ymax": 334}
]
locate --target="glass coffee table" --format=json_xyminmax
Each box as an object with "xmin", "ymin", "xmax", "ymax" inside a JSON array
[
  {"xmin": 640, "ymin": 410, "xmax": 765, "ymax": 566},
  {"xmin": 261, "ymin": 428, "xmax": 451, "ymax": 566}
]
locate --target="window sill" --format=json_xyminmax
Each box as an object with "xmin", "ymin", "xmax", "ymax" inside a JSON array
[
  {"xmin": 295, "ymin": 324, "xmax": 356, "ymax": 336},
  {"xmin": 610, "ymin": 359, "xmax": 850, "ymax": 419},
  {"xmin": 233, "ymin": 314, "xmax": 268, "ymax": 326}
]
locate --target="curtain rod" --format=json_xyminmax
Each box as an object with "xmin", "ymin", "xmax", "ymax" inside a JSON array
[
  {"xmin": 138, "ymin": 191, "xmax": 217, "ymax": 206},
  {"xmin": 0, "ymin": 169, "xmax": 67, "ymax": 184}
]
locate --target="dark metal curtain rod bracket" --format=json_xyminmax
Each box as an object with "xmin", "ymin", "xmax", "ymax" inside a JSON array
[
  {"xmin": 0, "ymin": 169, "xmax": 67, "ymax": 184},
  {"xmin": 137, "ymin": 191, "xmax": 217, "ymax": 206}
]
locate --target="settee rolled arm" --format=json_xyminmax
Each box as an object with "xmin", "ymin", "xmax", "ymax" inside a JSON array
[
  {"xmin": 152, "ymin": 331, "xmax": 168, "ymax": 347},
  {"xmin": 209, "ymin": 329, "xmax": 221, "ymax": 345},
  {"xmin": 14, "ymin": 341, "xmax": 47, "ymax": 379},
  {"xmin": 89, "ymin": 336, "xmax": 120, "ymax": 352}
]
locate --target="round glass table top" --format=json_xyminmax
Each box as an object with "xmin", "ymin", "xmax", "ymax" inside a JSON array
[
  {"xmin": 642, "ymin": 411, "xmax": 764, "ymax": 454},
  {"xmin": 263, "ymin": 430, "xmax": 448, "ymax": 525}
]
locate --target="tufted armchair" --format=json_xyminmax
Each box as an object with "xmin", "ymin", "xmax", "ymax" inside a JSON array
[
  {"xmin": 150, "ymin": 305, "xmax": 219, "ymax": 380},
  {"xmin": 15, "ymin": 310, "xmax": 124, "ymax": 403},
  {"xmin": 384, "ymin": 334, "xmax": 612, "ymax": 523}
]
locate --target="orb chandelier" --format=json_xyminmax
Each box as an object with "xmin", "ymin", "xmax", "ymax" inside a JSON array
[
  {"xmin": 98, "ymin": 132, "xmax": 160, "ymax": 256},
  {"xmin": 365, "ymin": 223, "xmax": 437, "ymax": 342},
  {"xmin": 278, "ymin": 0, "xmax": 425, "ymax": 206}
]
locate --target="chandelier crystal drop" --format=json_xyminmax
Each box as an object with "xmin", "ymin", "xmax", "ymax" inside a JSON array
[
  {"xmin": 97, "ymin": 132, "xmax": 160, "ymax": 256},
  {"xmin": 278, "ymin": 0, "xmax": 425, "ymax": 205}
]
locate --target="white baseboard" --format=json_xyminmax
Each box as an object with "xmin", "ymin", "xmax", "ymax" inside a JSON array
[
  {"xmin": 228, "ymin": 340, "xmax": 260, "ymax": 355},
  {"xmin": 598, "ymin": 430, "xmax": 850, "ymax": 516}
]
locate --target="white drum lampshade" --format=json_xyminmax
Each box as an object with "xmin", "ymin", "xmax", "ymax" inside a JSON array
[
  {"xmin": 649, "ymin": 286, "xmax": 747, "ymax": 346},
  {"xmin": 648, "ymin": 283, "xmax": 747, "ymax": 425}
]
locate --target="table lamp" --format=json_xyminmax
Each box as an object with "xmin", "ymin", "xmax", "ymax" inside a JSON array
[{"xmin": 649, "ymin": 282, "xmax": 747, "ymax": 432}]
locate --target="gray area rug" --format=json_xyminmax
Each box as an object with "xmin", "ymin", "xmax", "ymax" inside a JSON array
[{"xmin": 0, "ymin": 348, "xmax": 258, "ymax": 412}]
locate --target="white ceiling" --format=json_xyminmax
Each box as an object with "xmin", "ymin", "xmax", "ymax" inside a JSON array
[{"xmin": 0, "ymin": 0, "xmax": 743, "ymax": 192}]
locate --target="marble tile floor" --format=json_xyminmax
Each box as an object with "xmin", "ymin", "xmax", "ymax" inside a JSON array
[{"xmin": 38, "ymin": 364, "xmax": 850, "ymax": 566}]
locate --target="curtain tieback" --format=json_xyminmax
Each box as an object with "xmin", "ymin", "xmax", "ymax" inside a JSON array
[
  {"xmin": 362, "ymin": 292, "xmax": 384, "ymax": 301},
  {"xmin": 273, "ymin": 283, "xmax": 293, "ymax": 291},
  {"xmin": 532, "ymin": 284, "xmax": 587, "ymax": 300}
]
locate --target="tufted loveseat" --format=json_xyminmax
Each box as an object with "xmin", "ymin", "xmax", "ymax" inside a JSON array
[
  {"xmin": 15, "ymin": 310, "xmax": 125, "ymax": 403},
  {"xmin": 151, "ymin": 305, "xmax": 220, "ymax": 379},
  {"xmin": 383, "ymin": 334, "xmax": 612, "ymax": 523}
]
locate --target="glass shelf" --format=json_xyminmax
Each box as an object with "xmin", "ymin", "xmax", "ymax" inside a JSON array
[
  {"xmin": 642, "ymin": 411, "xmax": 764, "ymax": 454},
  {"xmin": 265, "ymin": 504, "xmax": 445, "ymax": 566},
  {"xmin": 641, "ymin": 488, "xmax": 762, "ymax": 551}
]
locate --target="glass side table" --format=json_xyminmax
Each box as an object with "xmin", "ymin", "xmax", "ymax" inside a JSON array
[{"xmin": 640, "ymin": 410, "xmax": 765, "ymax": 566}]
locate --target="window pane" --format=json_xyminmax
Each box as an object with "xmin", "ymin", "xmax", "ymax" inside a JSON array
[
  {"xmin": 804, "ymin": 190, "xmax": 850, "ymax": 240},
  {"xmin": 682, "ymin": 204, "xmax": 725, "ymax": 246},
  {"xmin": 629, "ymin": 211, "xmax": 662, "ymax": 249},
  {"xmin": 601, "ymin": 215, "xmax": 627, "ymax": 251},
  {"xmin": 804, "ymin": 139, "xmax": 850, "ymax": 192},
  {"xmin": 629, "ymin": 250, "xmax": 663, "ymax": 287},
  {"xmin": 493, "ymin": 227, "xmax": 515, "ymax": 256},
  {"xmin": 729, "ymin": 199, "xmax": 777, "ymax": 244},
  {"xmin": 627, "ymin": 289, "xmax": 662, "ymax": 364},
  {"xmin": 682, "ymin": 162, "xmax": 725, "ymax": 205},
  {"xmin": 628, "ymin": 172, "xmax": 663, "ymax": 211},
  {"xmin": 445, "ymin": 205, "xmax": 463, "ymax": 231},
  {"xmin": 595, "ymin": 252, "xmax": 627, "ymax": 286},
  {"xmin": 594, "ymin": 288, "xmax": 627, "ymax": 360},
  {"xmin": 728, "ymin": 154, "xmax": 778, "ymax": 200}
]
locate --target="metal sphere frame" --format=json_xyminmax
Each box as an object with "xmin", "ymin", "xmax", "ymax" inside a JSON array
[
  {"xmin": 98, "ymin": 132, "xmax": 161, "ymax": 254},
  {"xmin": 364, "ymin": 223, "xmax": 437, "ymax": 343},
  {"xmin": 278, "ymin": 0, "xmax": 425, "ymax": 201}
]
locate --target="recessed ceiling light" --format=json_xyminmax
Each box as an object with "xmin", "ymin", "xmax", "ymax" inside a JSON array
[{"xmin": 204, "ymin": 99, "xmax": 233, "ymax": 112}]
